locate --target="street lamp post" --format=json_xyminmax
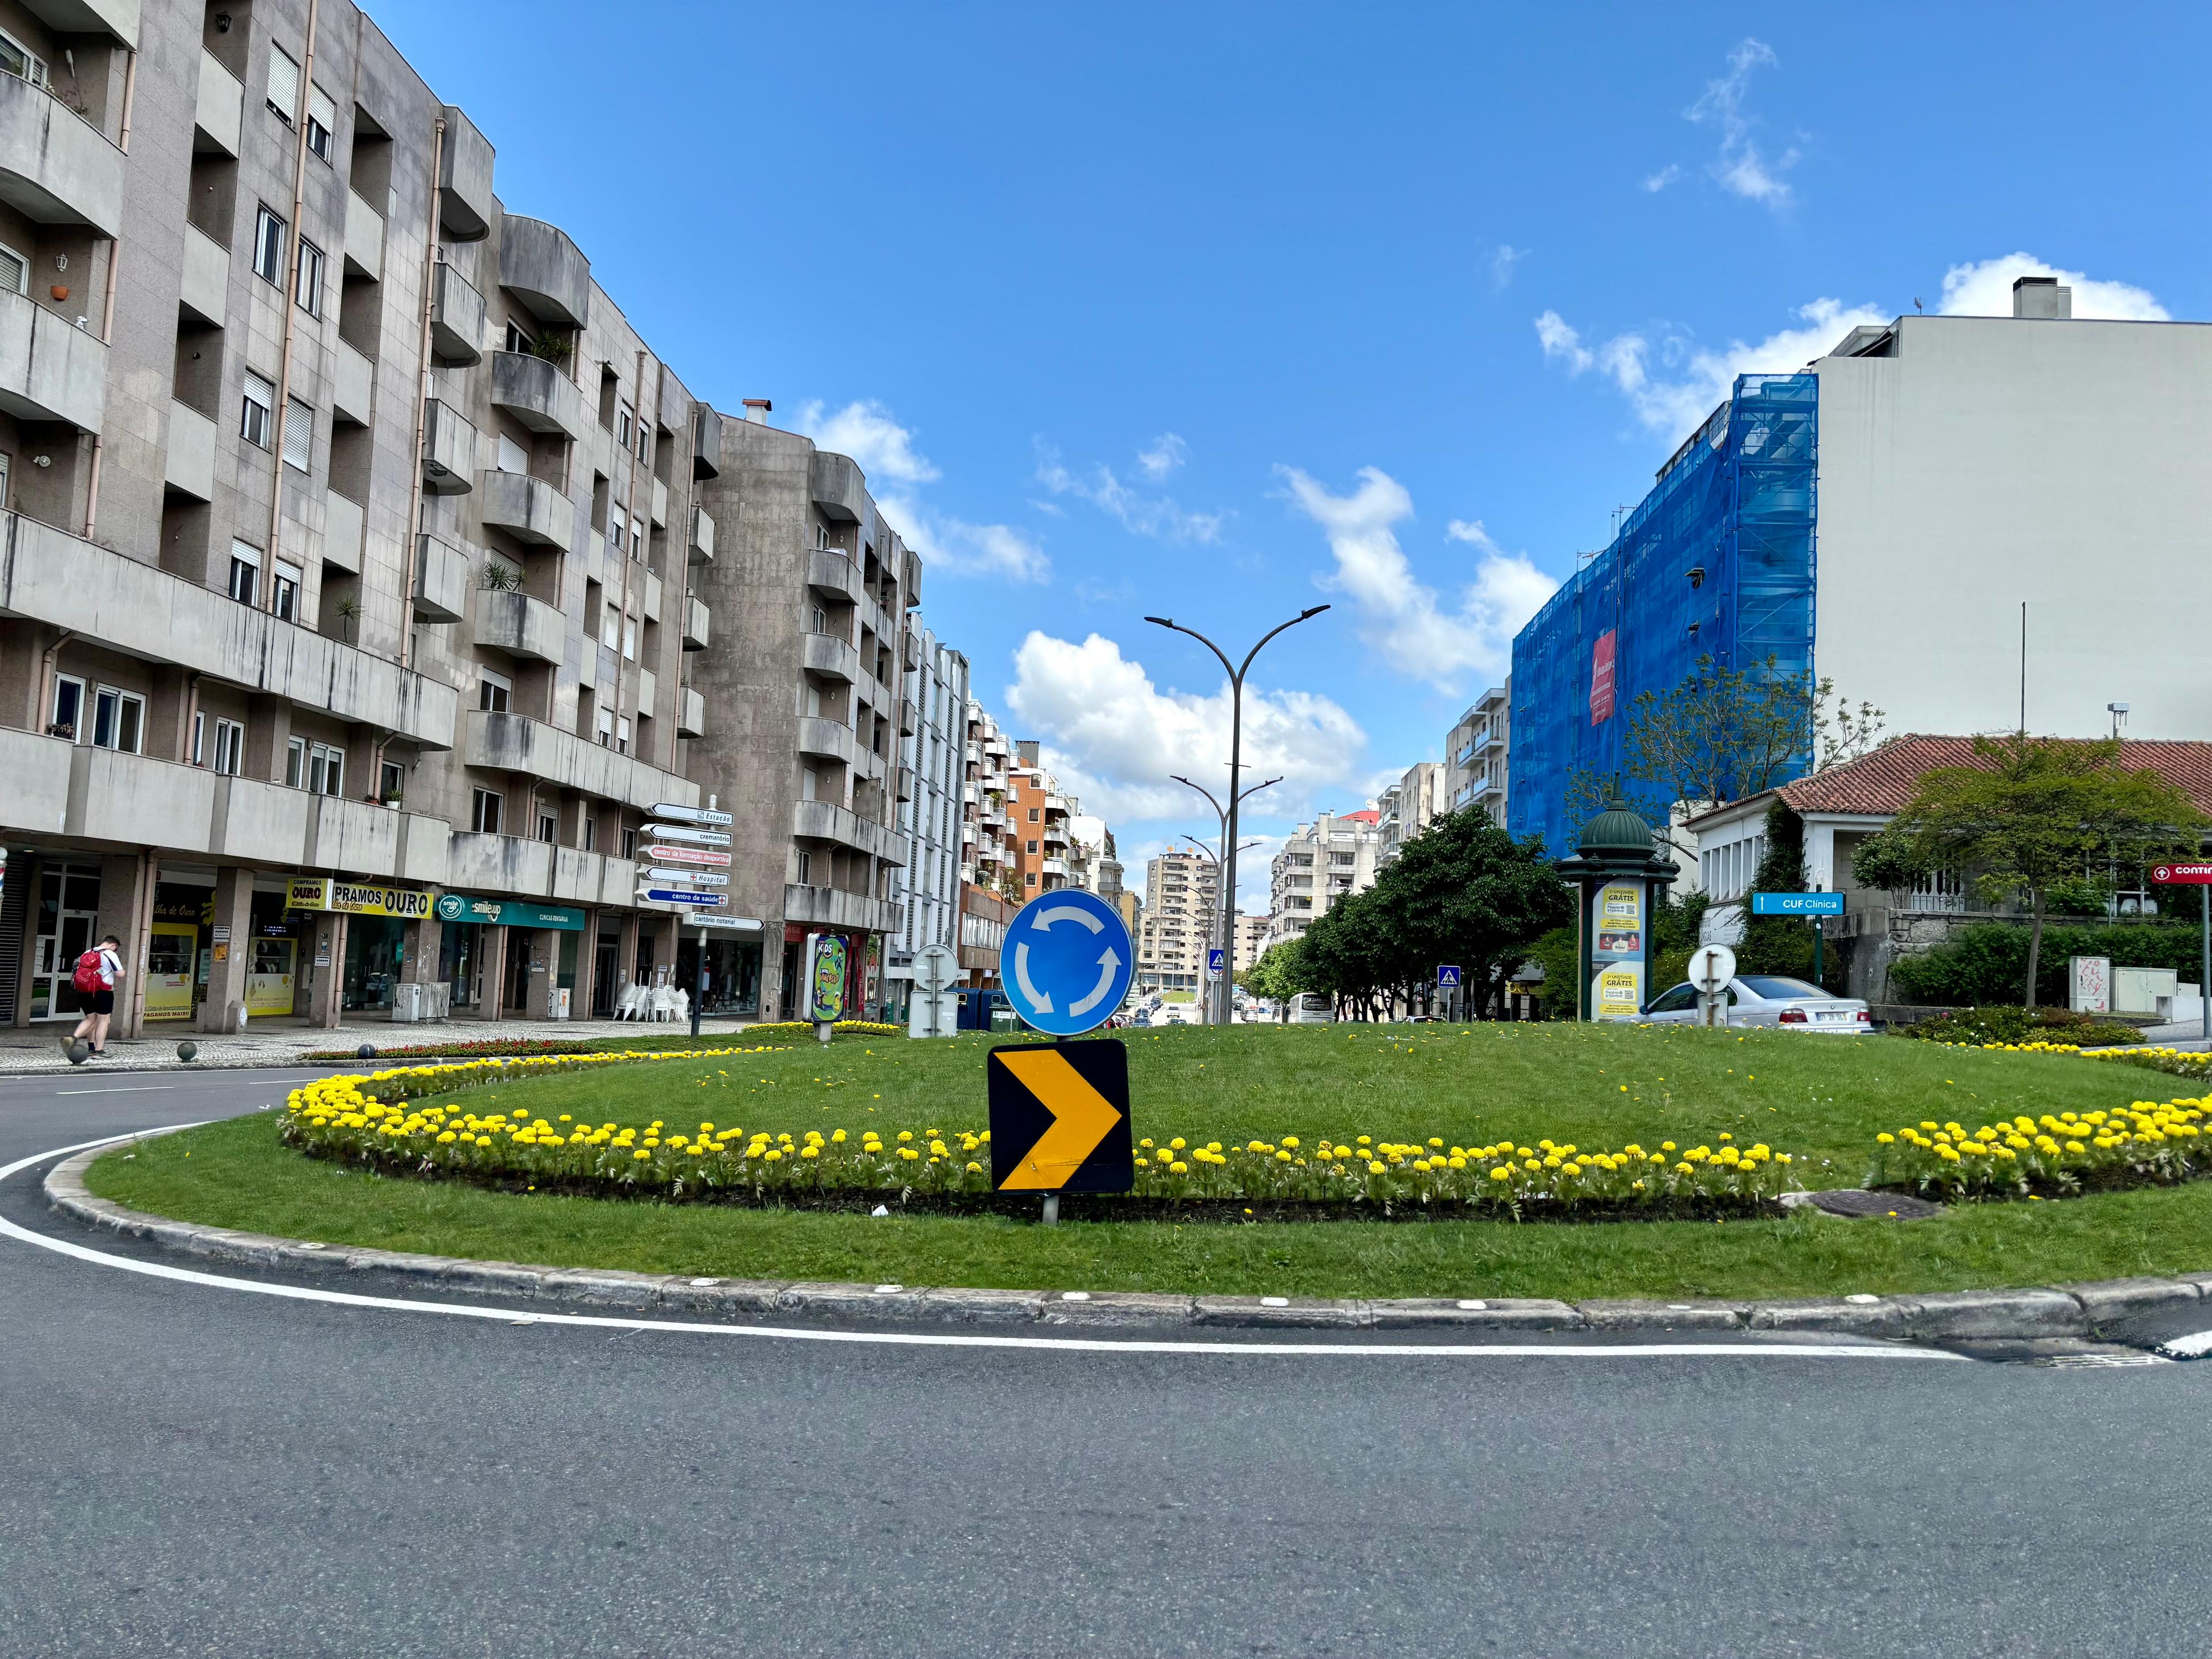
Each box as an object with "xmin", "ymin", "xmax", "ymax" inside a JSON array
[
  {"xmin": 1146, "ymin": 606, "xmax": 1330, "ymax": 1028},
  {"xmin": 1169, "ymin": 774, "xmax": 1279, "ymax": 1024}
]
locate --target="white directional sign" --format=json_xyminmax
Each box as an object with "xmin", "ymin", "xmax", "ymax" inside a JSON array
[
  {"xmin": 646, "ymin": 824, "xmax": 732, "ymax": 847},
  {"xmin": 645, "ymin": 867, "xmax": 728, "ymax": 887},
  {"xmin": 690, "ymin": 914, "xmax": 763, "ymax": 931},
  {"xmin": 651, "ymin": 803, "xmax": 734, "ymax": 826},
  {"xmin": 999, "ymin": 889, "xmax": 1133, "ymax": 1038},
  {"xmin": 646, "ymin": 843, "xmax": 731, "ymax": 868}
]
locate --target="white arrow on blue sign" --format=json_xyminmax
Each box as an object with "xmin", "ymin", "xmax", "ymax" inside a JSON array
[
  {"xmin": 1207, "ymin": 948, "xmax": 1226, "ymax": 977},
  {"xmin": 999, "ymin": 888, "xmax": 1134, "ymax": 1037},
  {"xmin": 1438, "ymin": 964, "xmax": 1462, "ymax": 987},
  {"xmin": 638, "ymin": 887, "xmax": 727, "ymax": 907}
]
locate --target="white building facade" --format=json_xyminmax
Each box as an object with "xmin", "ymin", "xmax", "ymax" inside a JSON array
[{"xmin": 884, "ymin": 627, "xmax": 968, "ymax": 1019}]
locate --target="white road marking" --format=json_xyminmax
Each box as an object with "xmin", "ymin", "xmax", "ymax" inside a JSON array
[
  {"xmin": 56, "ymin": 1085, "xmax": 178, "ymax": 1096},
  {"xmin": 0, "ymin": 1133, "xmax": 1967, "ymax": 1362},
  {"xmin": 2156, "ymin": 1328, "xmax": 2212, "ymax": 1360}
]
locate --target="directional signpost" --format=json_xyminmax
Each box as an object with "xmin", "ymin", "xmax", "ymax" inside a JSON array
[
  {"xmin": 643, "ymin": 801, "xmax": 739, "ymax": 1037},
  {"xmin": 991, "ymin": 888, "xmax": 1137, "ymax": 1221},
  {"xmin": 639, "ymin": 887, "xmax": 727, "ymax": 907},
  {"xmin": 1752, "ymin": 891, "xmax": 1844, "ymax": 987}
]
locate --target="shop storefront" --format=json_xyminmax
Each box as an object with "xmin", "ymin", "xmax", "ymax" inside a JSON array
[
  {"xmin": 25, "ymin": 861, "xmax": 103, "ymax": 1022},
  {"xmin": 146, "ymin": 871, "xmax": 218, "ymax": 1024},
  {"xmin": 434, "ymin": 894, "xmax": 586, "ymax": 1018},
  {"xmin": 673, "ymin": 933, "xmax": 763, "ymax": 1017},
  {"xmin": 286, "ymin": 878, "xmax": 435, "ymax": 1015}
]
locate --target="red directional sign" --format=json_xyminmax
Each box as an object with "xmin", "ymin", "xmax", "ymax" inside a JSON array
[{"xmin": 2150, "ymin": 863, "xmax": 2212, "ymax": 884}]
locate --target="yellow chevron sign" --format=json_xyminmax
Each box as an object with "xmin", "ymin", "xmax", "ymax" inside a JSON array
[{"xmin": 987, "ymin": 1040, "xmax": 1134, "ymax": 1194}]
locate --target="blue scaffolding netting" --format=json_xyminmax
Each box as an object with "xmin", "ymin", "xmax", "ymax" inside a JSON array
[{"xmin": 1508, "ymin": 372, "xmax": 1819, "ymax": 855}]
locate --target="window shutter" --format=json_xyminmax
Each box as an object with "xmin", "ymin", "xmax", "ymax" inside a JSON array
[
  {"xmin": 0, "ymin": 244, "xmax": 23, "ymax": 295},
  {"xmin": 281, "ymin": 399, "xmax": 312, "ymax": 471},
  {"xmin": 309, "ymin": 82, "xmax": 336, "ymax": 134},
  {"xmin": 267, "ymin": 46, "xmax": 300, "ymax": 118},
  {"xmin": 229, "ymin": 537, "xmax": 263, "ymax": 569}
]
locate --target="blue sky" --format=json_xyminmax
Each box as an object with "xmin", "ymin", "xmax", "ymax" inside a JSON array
[{"xmin": 371, "ymin": 1, "xmax": 2210, "ymax": 897}]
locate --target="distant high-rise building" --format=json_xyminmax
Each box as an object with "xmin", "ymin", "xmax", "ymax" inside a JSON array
[{"xmin": 1267, "ymin": 809, "xmax": 1382, "ymax": 948}]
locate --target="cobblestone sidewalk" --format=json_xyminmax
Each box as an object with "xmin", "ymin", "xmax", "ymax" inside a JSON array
[{"xmin": 0, "ymin": 1016, "xmax": 760, "ymax": 1075}]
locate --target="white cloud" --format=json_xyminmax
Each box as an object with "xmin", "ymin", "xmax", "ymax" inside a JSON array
[
  {"xmin": 1445, "ymin": 518, "xmax": 1500, "ymax": 551},
  {"xmin": 1535, "ymin": 296, "xmax": 1888, "ymax": 441},
  {"xmin": 795, "ymin": 400, "xmax": 940, "ymax": 486},
  {"xmin": 1643, "ymin": 163, "xmax": 1682, "ymax": 193},
  {"xmin": 1685, "ymin": 38, "xmax": 1797, "ymax": 210},
  {"xmin": 1490, "ymin": 244, "xmax": 1528, "ymax": 291},
  {"xmin": 796, "ymin": 399, "xmax": 1045, "ymax": 582},
  {"xmin": 1036, "ymin": 442, "xmax": 1225, "ymax": 543},
  {"xmin": 1136, "ymin": 433, "xmax": 1189, "ymax": 479},
  {"xmin": 1006, "ymin": 631, "xmax": 1369, "ymax": 825},
  {"xmin": 1937, "ymin": 252, "xmax": 2168, "ymax": 320},
  {"xmin": 1278, "ymin": 466, "xmax": 1557, "ymax": 694}
]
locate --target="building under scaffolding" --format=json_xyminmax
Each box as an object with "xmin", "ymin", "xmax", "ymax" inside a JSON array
[{"xmin": 1509, "ymin": 373, "xmax": 1818, "ymax": 854}]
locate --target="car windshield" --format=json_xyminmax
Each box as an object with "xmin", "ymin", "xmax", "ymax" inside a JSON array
[{"xmin": 1739, "ymin": 975, "xmax": 1826, "ymax": 1000}]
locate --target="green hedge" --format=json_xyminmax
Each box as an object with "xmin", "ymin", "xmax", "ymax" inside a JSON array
[{"xmin": 1890, "ymin": 921, "xmax": 2206, "ymax": 1006}]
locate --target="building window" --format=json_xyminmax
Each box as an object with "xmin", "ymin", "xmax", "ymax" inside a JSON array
[
  {"xmin": 1027, "ymin": 839, "xmax": 1039, "ymax": 854},
  {"xmin": 622, "ymin": 617, "xmax": 637, "ymax": 660},
  {"xmin": 497, "ymin": 433, "xmax": 529, "ymax": 475},
  {"xmin": 285, "ymin": 740, "xmax": 344, "ymax": 796},
  {"xmin": 0, "ymin": 238, "xmax": 26, "ymax": 297},
  {"xmin": 472, "ymin": 789, "xmax": 503, "ymax": 834},
  {"xmin": 271, "ymin": 560, "xmax": 302, "ymax": 622},
  {"xmin": 48, "ymin": 673, "xmax": 84, "ymax": 740},
  {"xmin": 266, "ymin": 44, "xmax": 300, "ymax": 120},
  {"xmin": 536, "ymin": 809, "xmax": 558, "ymax": 844},
  {"xmin": 0, "ymin": 28, "xmax": 48, "ymax": 85},
  {"xmin": 281, "ymin": 398, "xmax": 313, "ymax": 472},
  {"xmin": 580, "ymin": 815, "xmax": 595, "ymax": 853},
  {"xmin": 253, "ymin": 206, "xmax": 287, "ymax": 285},
  {"xmin": 1028, "ymin": 808, "xmax": 1040, "ymax": 822},
  {"xmin": 1026, "ymin": 873, "xmax": 1038, "ymax": 887},
  {"xmin": 616, "ymin": 401, "xmax": 633, "ymax": 449},
  {"xmin": 241, "ymin": 372, "xmax": 274, "ymax": 448},
  {"xmin": 505, "ymin": 320, "xmax": 534, "ymax": 356},
  {"xmin": 607, "ymin": 516, "xmax": 624, "ymax": 558},
  {"xmin": 478, "ymin": 671, "xmax": 511, "ymax": 713},
  {"xmin": 90, "ymin": 687, "xmax": 144, "ymax": 754},
  {"xmin": 294, "ymin": 239, "xmax": 324, "ymax": 316},
  {"xmin": 306, "ymin": 83, "xmax": 335, "ymax": 162},
  {"xmin": 594, "ymin": 705, "xmax": 613, "ymax": 747},
  {"xmin": 600, "ymin": 603, "xmax": 619, "ymax": 652},
  {"xmin": 210, "ymin": 718, "xmax": 244, "ymax": 777},
  {"xmin": 630, "ymin": 515, "xmax": 645, "ymax": 558},
  {"xmin": 228, "ymin": 540, "xmax": 261, "ymax": 605},
  {"xmin": 380, "ymin": 760, "xmax": 404, "ymax": 803},
  {"xmin": 796, "ymin": 850, "xmax": 812, "ymax": 885},
  {"xmin": 616, "ymin": 717, "xmax": 630, "ymax": 755},
  {"xmin": 620, "ymin": 826, "xmax": 637, "ymax": 861}
]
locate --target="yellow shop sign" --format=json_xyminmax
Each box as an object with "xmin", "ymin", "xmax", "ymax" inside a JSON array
[{"xmin": 286, "ymin": 877, "xmax": 435, "ymax": 919}]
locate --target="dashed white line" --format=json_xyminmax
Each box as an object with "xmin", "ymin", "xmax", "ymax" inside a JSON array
[{"xmin": 0, "ymin": 1132, "xmax": 1968, "ymax": 1362}]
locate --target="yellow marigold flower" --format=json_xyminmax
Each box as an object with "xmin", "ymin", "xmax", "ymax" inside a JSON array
[
  {"xmin": 633, "ymin": 1149, "xmax": 650, "ymax": 1160},
  {"xmin": 1448, "ymin": 1157, "xmax": 1467, "ymax": 1170},
  {"xmin": 1674, "ymin": 1162, "xmax": 1694, "ymax": 1175},
  {"xmin": 1490, "ymin": 1166, "xmax": 1510, "ymax": 1181},
  {"xmin": 1524, "ymin": 1158, "xmax": 1540, "ymax": 1171},
  {"xmin": 764, "ymin": 1149, "xmax": 783, "ymax": 1162},
  {"xmin": 1282, "ymin": 1137, "xmax": 1299, "ymax": 1150},
  {"xmin": 1171, "ymin": 1137, "xmax": 1187, "ymax": 1152},
  {"xmin": 1169, "ymin": 1161, "xmax": 1188, "ymax": 1175},
  {"xmin": 1427, "ymin": 1137, "xmax": 1443, "ymax": 1149},
  {"xmin": 967, "ymin": 1161, "xmax": 982, "ymax": 1173},
  {"xmin": 1275, "ymin": 1150, "xmax": 1293, "ymax": 1163},
  {"xmin": 1661, "ymin": 1141, "xmax": 1676, "ymax": 1153},
  {"xmin": 900, "ymin": 1147, "xmax": 920, "ymax": 1161},
  {"xmin": 800, "ymin": 1146, "xmax": 820, "ymax": 1159},
  {"xmin": 1877, "ymin": 1133, "xmax": 1895, "ymax": 1144},
  {"xmin": 898, "ymin": 1130, "xmax": 915, "ymax": 1143},
  {"xmin": 1368, "ymin": 1160, "xmax": 1386, "ymax": 1174}
]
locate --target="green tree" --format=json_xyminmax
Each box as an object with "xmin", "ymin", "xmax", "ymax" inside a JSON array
[
  {"xmin": 1363, "ymin": 810, "xmax": 1573, "ymax": 1015},
  {"xmin": 1237, "ymin": 938, "xmax": 1309, "ymax": 1018},
  {"xmin": 1853, "ymin": 735, "xmax": 2205, "ymax": 1007}
]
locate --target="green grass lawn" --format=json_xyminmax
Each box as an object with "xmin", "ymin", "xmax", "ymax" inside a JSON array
[{"xmin": 82, "ymin": 1024, "xmax": 2211, "ymax": 1302}]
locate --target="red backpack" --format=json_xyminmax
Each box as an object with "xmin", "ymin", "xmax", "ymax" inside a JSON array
[{"xmin": 71, "ymin": 949, "xmax": 107, "ymax": 994}]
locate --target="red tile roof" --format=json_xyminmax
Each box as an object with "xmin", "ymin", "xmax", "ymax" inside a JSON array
[
  {"xmin": 1338, "ymin": 809, "xmax": 1381, "ymax": 824},
  {"xmin": 1771, "ymin": 734, "xmax": 2212, "ymax": 818}
]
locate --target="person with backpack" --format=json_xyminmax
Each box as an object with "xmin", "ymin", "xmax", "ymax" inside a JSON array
[{"xmin": 67, "ymin": 934, "xmax": 125, "ymax": 1058}]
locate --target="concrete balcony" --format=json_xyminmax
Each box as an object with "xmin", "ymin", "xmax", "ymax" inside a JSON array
[
  {"xmin": 650, "ymin": 474, "xmax": 668, "ymax": 528},
  {"xmin": 1041, "ymin": 858, "xmax": 1070, "ymax": 878},
  {"xmin": 22, "ymin": 0, "xmax": 138, "ymax": 44},
  {"xmin": 895, "ymin": 765, "xmax": 914, "ymax": 802},
  {"xmin": 331, "ymin": 340, "xmax": 373, "ymax": 425},
  {"xmin": 429, "ymin": 262, "xmax": 484, "ymax": 366},
  {"xmin": 899, "ymin": 695, "xmax": 917, "ymax": 737},
  {"xmin": 411, "ymin": 532, "xmax": 469, "ymax": 623},
  {"xmin": 0, "ymin": 289, "xmax": 105, "ymax": 432},
  {"xmin": 164, "ymin": 400, "xmax": 215, "ymax": 501},
  {"xmin": 691, "ymin": 406, "xmax": 720, "ymax": 479},
  {"xmin": 639, "ymin": 567, "xmax": 661, "ymax": 622},
  {"xmin": 553, "ymin": 846, "xmax": 633, "ymax": 906},
  {"xmin": 677, "ymin": 686, "xmax": 704, "ymax": 738},
  {"xmin": 802, "ymin": 631, "xmax": 858, "ymax": 684},
  {"xmin": 791, "ymin": 799, "xmax": 906, "ymax": 864},
  {"xmin": 636, "ymin": 665, "xmax": 656, "ymax": 718},
  {"xmin": 806, "ymin": 548, "xmax": 861, "ymax": 604},
  {"xmin": 498, "ymin": 213, "xmax": 590, "ymax": 328},
  {"xmin": 810, "ymin": 450, "xmax": 866, "ymax": 523},
  {"xmin": 463, "ymin": 709, "xmax": 697, "ymax": 812},
  {"xmin": 0, "ymin": 726, "xmax": 70, "ymax": 837},
  {"xmin": 0, "ymin": 512, "xmax": 457, "ymax": 747},
  {"xmin": 688, "ymin": 503, "xmax": 714, "ymax": 566},
  {"xmin": 681, "ymin": 594, "xmax": 709, "ymax": 650},
  {"xmin": 324, "ymin": 489, "xmax": 365, "ymax": 576},
  {"xmin": 300, "ymin": 794, "xmax": 449, "ymax": 884},
  {"xmin": 180, "ymin": 223, "xmax": 228, "ymax": 327},
  {"xmin": 783, "ymin": 884, "xmax": 900, "ymax": 935},
  {"xmin": 489, "ymin": 350, "xmax": 585, "ymax": 441},
  {"xmin": 0, "ymin": 67, "xmax": 124, "ymax": 237},
  {"xmin": 477, "ymin": 469, "xmax": 572, "ymax": 551},
  {"xmin": 445, "ymin": 830, "xmax": 554, "ymax": 900},
  {"xmin": 795, "ymin": 715, "xmax": 857, "ymax": 766},
  {"xmin": 421, "ymin": 399, "xmax": 475, "ymax": 494},
  {"xmin": 343, "ymin": 188, "xmax": 382, "ymax": 281},
  {"xmin": 193, "ymin": 48, "xmax": 240, "ymax": 157},
  {"xmin": 437, "ymin": 105, "xmax": 494, "ymax": 242},
  {"xmin": 472, "ymin": 589, "xmax": 565, "ymax": 664}
]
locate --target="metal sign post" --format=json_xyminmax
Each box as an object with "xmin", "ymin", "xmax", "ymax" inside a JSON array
[
  {"xmin": 2149, "ymin": 864, "xmax": 2212, "ymax": 1040},
  {"xmin": 1688, "ymin": 942, "xmax": 1736, "ymax": 1028},
  {"xmin": 1752, "ymin": 891, "xmax": 1846, "ymax": 993}
]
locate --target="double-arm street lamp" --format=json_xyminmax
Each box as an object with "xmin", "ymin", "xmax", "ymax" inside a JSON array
[
  {"xmin": 1146, "ymin": 605, "xmax": 1331, "ymax": 1027},
  {"xmin": 1168, "ymin": 774, "xmax": 1278, "ymax": 1024}
]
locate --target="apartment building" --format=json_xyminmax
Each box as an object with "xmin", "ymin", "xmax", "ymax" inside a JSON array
[
  {"xmin": 1376, "ymin": 760, "xmax": 1445, "ymax": 865},
  {"xmin": 956, "ymin": 700, "xmax": 1018, "ymax": 990},
  {"xmin": 882, "ymin": 625, "xmax": 967, "ymax": 1021},
  {"xmin": 684, "ymin": 414, "xmax": 922, "ymax": 1024},
  {"xmin": 1445, "ymin": 684, "xmax": 1510, "ymax": 825},
  {"xmin": 1232, "ymin": 911, "xmax": 1270, "ymax": 974},
  {"xmin": 1135, "ymin": 849, "xmax": 1217, "ymax": 996},
  {"xmin": 0, "ymin": 0, "xmax": 735, "ymax": 1035},
  {"xmin": 1266, "ymin": 809, "xmax": 1382, "ymax": 947}
]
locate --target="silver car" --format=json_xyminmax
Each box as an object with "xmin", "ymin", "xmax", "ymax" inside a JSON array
[{"xmin": 1640, "ymin": 974, "xmax": 1871, "ymax": 1033}]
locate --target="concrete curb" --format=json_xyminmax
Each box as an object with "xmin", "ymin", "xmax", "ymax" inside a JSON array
[{"xmin": 36, "ymin": 1141, "xmax": 2210, "ymax": 1339}]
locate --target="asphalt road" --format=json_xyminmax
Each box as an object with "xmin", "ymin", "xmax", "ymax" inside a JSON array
[{"xmin": 6, "ymin": 1069, "xmax": 2212, "ymax": 1657}]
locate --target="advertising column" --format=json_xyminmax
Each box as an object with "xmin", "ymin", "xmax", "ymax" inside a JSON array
[{"xmin": 1588, "ymin": 879, "xmax": 1647, "ymax": 1022}]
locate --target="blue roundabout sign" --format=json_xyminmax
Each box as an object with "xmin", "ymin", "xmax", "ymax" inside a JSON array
[{"xmin": 999, "ymin": 888, "xmax": 1134, "ymax": 1037}]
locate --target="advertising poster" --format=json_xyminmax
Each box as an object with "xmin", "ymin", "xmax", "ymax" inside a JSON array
[
  {"xmin": 1589, "ymin": 630, "xmax": 1618, "ymax": 725},
  {"xmin": 1592, "ymin": 881, "xmax": 1642, "ymax": 958},
  {"xmin": 1588, "ymin": 879, "xmax": 1648, "ymax": 1021},
  {"xmin": 1592, "ymin": 963, "xmax": 1643, "ymax": 1020},
  {"xmin": 809, "ymin": 934, "xmax": 849, "ymax": 1023}
]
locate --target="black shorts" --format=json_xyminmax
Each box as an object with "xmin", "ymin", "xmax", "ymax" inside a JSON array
[{"xmin": 78, "ymin": 987, "xmax": 115, "ymax": 1016}]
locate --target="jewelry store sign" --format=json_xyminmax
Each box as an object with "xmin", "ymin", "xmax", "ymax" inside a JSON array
[{"xmin": 286, "ymin": 877, "xmax": 436, "ymax": 919}]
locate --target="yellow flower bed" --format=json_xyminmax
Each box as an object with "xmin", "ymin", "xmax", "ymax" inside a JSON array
[
  {"xmin": 283, "ymin": 1062, "xmax": 1801, "ymax": 1213},
  {"xmin": 1869, "ymin": 1096, "xmax": 2209, "ymax": 1199}
]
